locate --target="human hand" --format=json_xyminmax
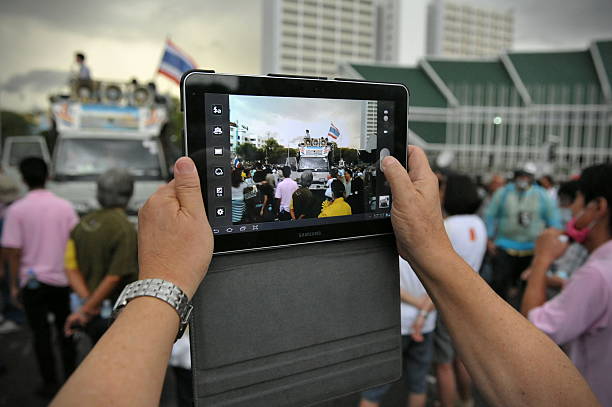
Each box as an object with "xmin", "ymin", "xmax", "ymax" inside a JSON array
[
  {"xmin": 416, "ymin": 295, "xmax": 432, "ymax": 311},
  {"xmin": 410, "ymin": 314, "xmax": 426, "ymax": 342},
  {"xmin": 533, "ymin": 228, "xmax": 568, "ymax": 266},
  {"xmin": 520, "ymin": 267, "xmax": 532, "ymax": 281},
  {"xmin": 382, "ymin": 147, "xmax": 453, "ymax": 268},
  {"xmin": 138, "ymin": 157, "xmax": 214, "ymax": 298},
  {"xmin": 64, "ymin": 311, "xmax": 90, "ymax": 336}
]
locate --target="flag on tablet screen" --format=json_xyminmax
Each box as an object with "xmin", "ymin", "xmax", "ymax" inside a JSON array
[
  {"xmin": 328, "ymin": 123, "xmax": 340, "ymax": 140},
  {"xmin": 158, "ymin": 39, "xmax": 197, "ymax": 85}
]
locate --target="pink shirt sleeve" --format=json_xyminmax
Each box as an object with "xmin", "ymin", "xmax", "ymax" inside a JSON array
[
  {"xmin": 1, "ymin": 206, "xmax": 23, "ymax": 249},
  {"xmin": 528, "ymin": 266, "xmax": 608, "ymax": 345}
]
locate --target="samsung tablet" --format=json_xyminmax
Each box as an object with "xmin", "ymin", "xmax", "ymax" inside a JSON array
[{"xmin": 182, "ymin": 71, "xmax": 408, "ymax": 254}]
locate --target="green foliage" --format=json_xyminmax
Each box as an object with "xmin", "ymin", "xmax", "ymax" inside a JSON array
[
  {"xmin": 234, "ymin": 138, "xmax": 298, "ymax": 165},
  {"xmin": 1, "ymin": 111, "xmax": 33, "ymax": 140},
  {"xmin": 236, "ymin": 142, "xmax": 263, "ymax": 162},
  {"xmin": 333, "ymin": 147, "xmax": 359, "ymax": 164}
]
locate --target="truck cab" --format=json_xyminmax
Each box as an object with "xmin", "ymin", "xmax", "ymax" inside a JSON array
[
  {"xmin": 46, "ymin": 81, "xmax": 170, "ymax": 217},
  {"xmin": 1, "ymin": 135, "xmax": 51, "ymax": 197},
  {"xmin": 292, "ymin": 135, "xmax": 332, "ymax": 190}
]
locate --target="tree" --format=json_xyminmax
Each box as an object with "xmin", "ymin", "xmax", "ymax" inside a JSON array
[
  {"xmin": 236, "ymin": 142, "xmax": 262, "ymax": 162},
  {"xmin": 1, "ymin": 111, "xmax": 33, "ymax": 140}
]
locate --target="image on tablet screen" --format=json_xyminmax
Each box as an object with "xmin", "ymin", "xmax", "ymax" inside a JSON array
[{"xmin": 204, "ymin": 93, "xmax": 393, "ymax": 235}]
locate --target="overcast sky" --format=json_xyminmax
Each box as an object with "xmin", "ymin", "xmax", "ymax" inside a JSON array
[
  {"xmin": 1, "ymin": 0, "xmax": 611, "ymax": 111},
  {"xmin": 230, "ymin": 95, "xmax": 365, "ymax": 149}
]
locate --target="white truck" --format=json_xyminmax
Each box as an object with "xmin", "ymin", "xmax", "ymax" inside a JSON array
[
  {"xmin": 1, "ymin": 83, "xmax": 171, "ymax": 219},
  {"xmin": 291, "ymin": 134, "xmax": 332, "ymax": 190}
]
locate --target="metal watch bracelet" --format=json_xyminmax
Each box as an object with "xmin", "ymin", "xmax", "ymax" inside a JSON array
[{"xmin": 112, "ymin": 278, "xmax": 193, "ymax": 342}]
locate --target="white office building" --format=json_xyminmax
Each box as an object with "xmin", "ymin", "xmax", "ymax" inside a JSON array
[
  {"xmin": 261, "ymin": 0, "xmax": 378, "ymax": 77},
  {"xmin": 426, "ymin": 0, "xmax": 514, "ymax": 58},
  {"xmin": 360, "ymin": 100, "xmax": 377, "ymax": 152},
  {"xmin": 375, "ymin": 0, "xmax": 400, "ymax": 63}
]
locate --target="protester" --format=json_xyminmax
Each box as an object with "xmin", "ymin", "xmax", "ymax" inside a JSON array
[
  {"xmin": 485, "ymin": 164, "xmax": 561, "ymax": 303},
  {"xmin": 359, "ymin": 258, "xmax": 436, "ymax": 407},
  {"xmin": 290, "ymin": 171, "xmax": 322, "ymax": 219},
  {"xmin": 0, "ymin": 173, "xmax": 21, "ymax": 378},
  {"xmin": 2, "ymin": 157, "xmax": 79, "ymax": 398},
  {"xmin": 231, "ymin": 168, "xmax": 247, "ymax": 223},
  {"xmin": 265, "ymin": 172, "xmax": 276, "ymax": 190},
  {"xmin": 74, "ymin": 52, "xmax": 91, "ymax": 80},
  {"xmin": 275, "ymin": 166, "xmax": 298, "ymax": 221},
  {"xmin": 248, "ymin": 171, "xmax": 275, "ymax": 222},
  {"xmin": 0, "ymin": 173, "xmax": 22, "ymax": 334},
  {"xmin": 435, "ymin": 173, "xmax": 486, "ymax": 407},
  {"xmin": 538, "ymin": 174, "xmax": 558, "ymax": 203},
  {"xmin": 325, "ymin": 168, "xmax": 339, "ymax": 200},
  {"xmin": 343, "ymin": 168, "xmax": 353, "ymax": 196},
  {"xmin": 318, "ymin": 179, "xmax": 351, "ymax": 218},
  {"xmin": 477, "ymin": 173, "xmax": 505, "ymax": 218},
  {"xmin": 63, "ymin": 169, "xmax": 138, "ymax": 344},
  {"xmin": 346, "ymin": 175, "xmax": 365, "ymax": 214},
  {"xmin": 522, "ymin": 163, "xmax": 612, "ymax": 406},
  {"xmin": 50, "ymin": 152, "xmax": 598, "ymax": 407},
  {"xmin": 520, "ymin": 180, "xmax": 589, "ymax": 294}
]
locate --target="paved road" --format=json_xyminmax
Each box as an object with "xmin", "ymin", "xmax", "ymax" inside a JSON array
[{"xmin": 1, "ymin": 326, "xmax": 489, "ymax": 407}]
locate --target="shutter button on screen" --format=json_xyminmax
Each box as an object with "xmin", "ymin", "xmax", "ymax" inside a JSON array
[{"xmin": 379, "ymin": 148, "xmax": 390, "ymax": 172}]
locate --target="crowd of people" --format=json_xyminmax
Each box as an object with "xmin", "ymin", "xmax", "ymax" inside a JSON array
[
  {"xmin": 229, "ymin": 161, "xmax": 372, "ymax": 224},
  {"xmin": 360, "ymin": 162, "xmax": 612, "ymax": 407},
  {"xmin": 0, "ymin": 152, "xmax": 610, "ymax": 407}
]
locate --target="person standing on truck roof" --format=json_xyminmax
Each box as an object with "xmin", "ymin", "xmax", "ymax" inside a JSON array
[
  {"xmin": 63, "ymin": 169, "xmax": 138, "ymax": 345},
  {"xmin": 74, "ymin": 52, "xmax": 91, "ymax": 80},
  {"xmin": 1, "ymin": 157, "xmax": 79, "ymax": 399}
]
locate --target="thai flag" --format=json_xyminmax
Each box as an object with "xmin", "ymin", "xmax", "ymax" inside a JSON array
[
  {"xmin": 158, "ymin": 39, "xmax": 197, "ymax": 85},
  {"xmin": 328, "ymin": 123, "xmax": 340, "ymax": 139}
]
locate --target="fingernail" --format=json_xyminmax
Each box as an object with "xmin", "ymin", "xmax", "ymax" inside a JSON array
[
  {"xmin": 175, "ymin": 157, "xmax": 196, "ymax": 174},
  {"xmin": 381, "ymin": 156, "xmax": 394, "ymax": 172}
]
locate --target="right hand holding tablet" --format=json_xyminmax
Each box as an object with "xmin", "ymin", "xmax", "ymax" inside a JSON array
[{"xmin": 382, "ymin": 146, "xmax": 453, "ymax": 269}]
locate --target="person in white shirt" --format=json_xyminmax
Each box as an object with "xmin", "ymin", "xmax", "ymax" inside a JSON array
[
  {"xmin": 359, "ymin": 258, "xmax": 437, "ymax": 407},
  {"xmin": 435, "ymin": 173, "xmax": 487, "ymax": 407},
  {"xmin": 75, "ymin": 52, "xmax": 91, "ymax": 80}
]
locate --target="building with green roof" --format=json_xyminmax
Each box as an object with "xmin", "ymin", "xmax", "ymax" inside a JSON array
[{"xmin": 340, "ymin": 40, "xmax": 612, "ymax": 176}]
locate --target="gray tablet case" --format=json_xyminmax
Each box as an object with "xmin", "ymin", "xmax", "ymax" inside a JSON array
[{"xmin": 190, "ymin": 235, "xmax": 401, "ymax": 406}]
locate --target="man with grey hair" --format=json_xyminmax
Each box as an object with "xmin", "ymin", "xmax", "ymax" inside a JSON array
[
  {"xmin": 290, "ymin": 171, "xmax": 323, "ymax": 219},
  {"xmin": 63, "ymin": 169, "xmax": 138, "ymax": 344}
]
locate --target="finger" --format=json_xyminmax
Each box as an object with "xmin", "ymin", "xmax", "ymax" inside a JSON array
[
  {"xmin": 173, "ymin": 157, "xmax": 205, "ymax": 215},
  {"xmin": 406, "ymin": 146, "xmax": 434, "ymax": 183},
  {"xmin": 381, "ymin": 155, "xmax": 415, "ymax": 204}
]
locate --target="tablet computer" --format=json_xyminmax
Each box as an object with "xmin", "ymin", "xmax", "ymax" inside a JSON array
[{"xmin": 182, "ymin": 71, "xmax": 408, "ymax": 254}]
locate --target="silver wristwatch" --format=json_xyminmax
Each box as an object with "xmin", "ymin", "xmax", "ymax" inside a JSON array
[{"xmin": 112, "ymin": 278, "xmax": 193, "ymax": 342}]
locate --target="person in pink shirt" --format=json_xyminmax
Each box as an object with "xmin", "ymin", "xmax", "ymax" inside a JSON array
[
  {"xmin": 2, "ymin": 157, "xmax": 79, "ymax": 399},
  {"xmin": 274, "ymin": 166, "xmax": 298, "ymax": 221},
  {"xmin": 522, "ymin": 163, "xmax": 612, "ymax": 406}
]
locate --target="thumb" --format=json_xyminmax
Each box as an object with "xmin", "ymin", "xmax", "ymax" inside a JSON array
[
  {"xmin": 382, "ymin": 155, "xmax": 414, "ymax": 204},
  {"xmin": 173, "ymin": 157, "xmax": 205, "ymax": 215}
]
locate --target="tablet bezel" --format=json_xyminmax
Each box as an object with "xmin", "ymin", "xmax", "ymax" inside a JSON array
[{"xmin": 182, "ymin": 71, "xmax": 408, "ymax": 254}]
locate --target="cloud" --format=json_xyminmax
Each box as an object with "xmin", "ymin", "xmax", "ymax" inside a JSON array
[
  {"xmin": 1, "ymin": 69, "xmax": 68, "ymax": 93},
  {"xmin": 485, "ymin": 0, "xmax": 612, "ymax": 49}
]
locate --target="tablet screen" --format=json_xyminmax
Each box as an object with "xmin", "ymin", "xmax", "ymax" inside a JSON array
[{"xmin": 202, "ymin": 93, "xmax": 394, "ymax": 236}]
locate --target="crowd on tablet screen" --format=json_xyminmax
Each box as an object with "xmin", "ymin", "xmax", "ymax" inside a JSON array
[{"xmin": 229, "ymin": 161, "xmax": 375, "ymax": 224}]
